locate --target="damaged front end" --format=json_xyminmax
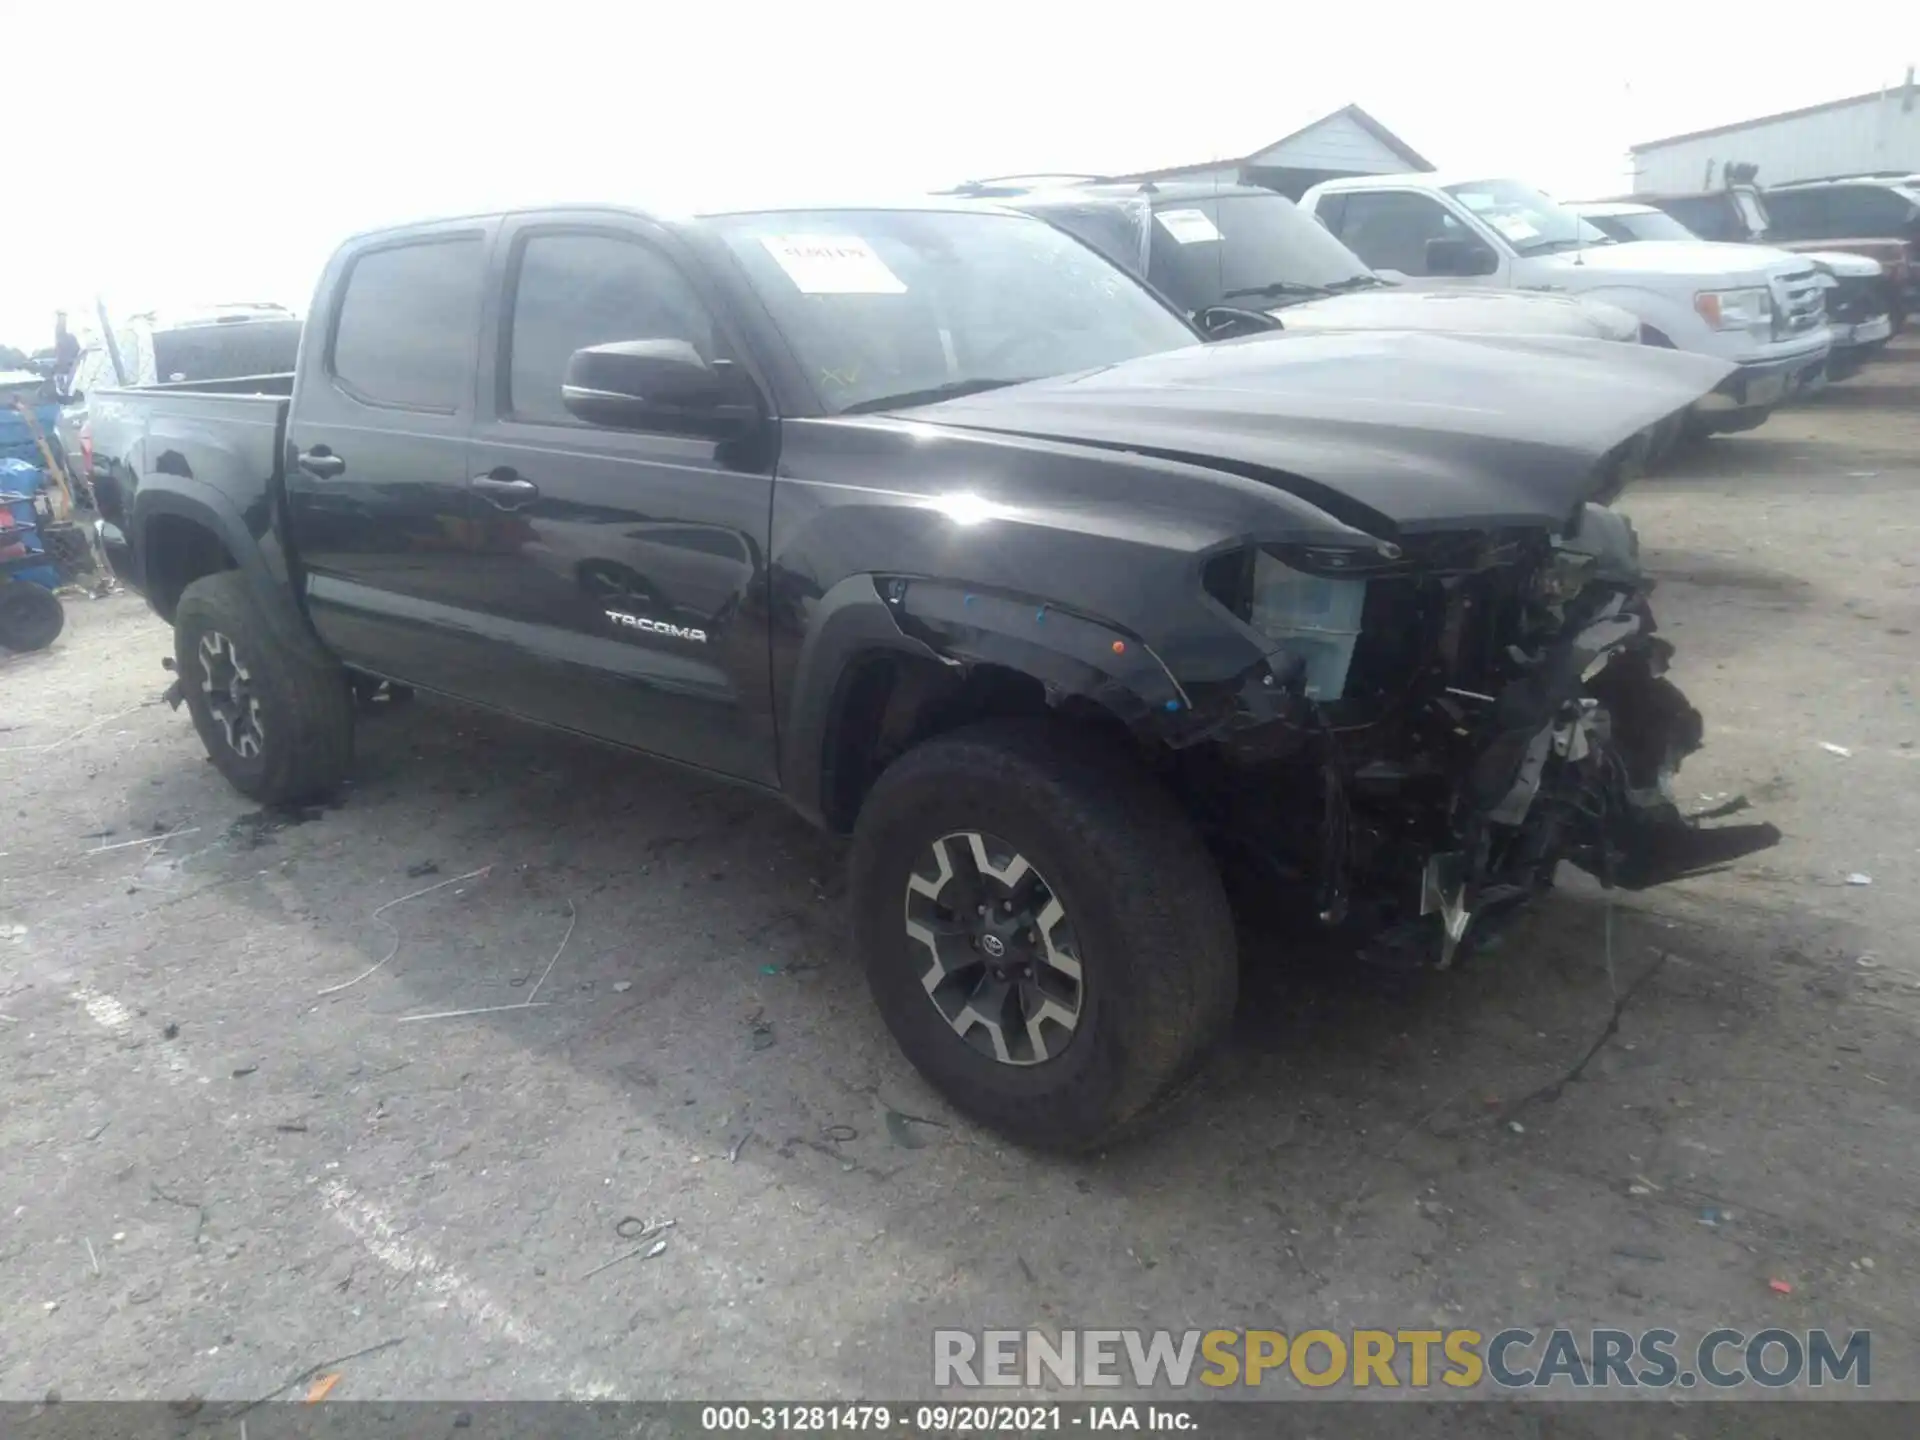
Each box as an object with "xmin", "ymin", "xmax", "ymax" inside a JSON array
[{"xmin": 1171, "ymin": 504, "xmax": 1780, "ymax": 966}]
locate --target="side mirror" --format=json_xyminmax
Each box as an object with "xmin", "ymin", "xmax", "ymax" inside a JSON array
[
  {"xmin": 1192, "ymin": 305, "xmax": 1284, "ymax": 341},
  {"xmin": 1425, "ymin": 237, "xmax": 1498, "ymax": 277},
  {"xmin": 561, "ymin": 339, "xmax": 758, "ymax": 435}
]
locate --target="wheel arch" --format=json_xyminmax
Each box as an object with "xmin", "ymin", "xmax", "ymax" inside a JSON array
[
  {"xmin": 133, "ymin": 481, "xmax": 287, "ymax": 626},
  {"xmin": 785, "ymin": 575, "xmax": 1187, "ymax": 834}
]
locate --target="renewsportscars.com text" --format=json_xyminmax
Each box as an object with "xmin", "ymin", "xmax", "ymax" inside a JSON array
[{"xmin": 933, "ymin": 1327, "xmax": 1870, "ymax": 1391}]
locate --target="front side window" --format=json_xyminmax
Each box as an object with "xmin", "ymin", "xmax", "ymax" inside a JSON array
[
  {"xmin": 1334, "ymin": 191, "xmax": 1469, "ymax": 275},
  {"xmin": 506, "ymin": 232, "xmax": 722, "ymax": 425},
  {"xmin": 331, "ymin": 237, "xmax": 484, "ymax": 411},
  {"xmin": 1443, "ymin": 179, "xmax": 1611, "ymax": 255},
  {"xmin": 711, "ymin": 208, "xmax": 1196, "ymax": 414}
]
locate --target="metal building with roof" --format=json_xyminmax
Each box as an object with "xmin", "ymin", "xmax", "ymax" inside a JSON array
[
  {"xmin": 1108, "ymin": 104, "xmax": 1434, "ymax": 199},
  {"xmin": 1630, "ymin": 78, "xmax": 1920, "ymax": 192}
]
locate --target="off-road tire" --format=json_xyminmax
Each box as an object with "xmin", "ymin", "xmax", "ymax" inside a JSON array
[
  {"xmin": 850, "ymin": 719, "xmax": 1238, "ymax": 1152},
  {"xmin": 173, "ymin": 571, "xmax": 353, "ymax": 804},
  {"xmin": 0, "ymin": 580, "xmax": 65, "ymax": 652}
]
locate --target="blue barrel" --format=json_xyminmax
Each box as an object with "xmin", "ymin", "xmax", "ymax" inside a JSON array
[{"xmin": 0, "ymin": 456, "xmax": 59, "ymax": 588}]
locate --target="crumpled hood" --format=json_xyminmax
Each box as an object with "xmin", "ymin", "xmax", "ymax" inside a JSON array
[
  {"xmin": 900, "ymin": 329, "xmax": 1734, "ymax": 534},
  {"xmin": 1274, "ymin": 287, "xmax": 1641, "ymax": 342}
]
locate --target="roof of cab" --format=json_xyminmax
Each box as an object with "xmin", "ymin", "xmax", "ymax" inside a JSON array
[{"xmin": 339, "ymin": 197, "xmax": 1022, "ymax": 246}]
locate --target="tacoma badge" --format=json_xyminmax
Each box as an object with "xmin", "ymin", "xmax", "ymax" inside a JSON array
[{"xmin": 605, "ymin": 610, "xmax": 708, "ymax": 644}]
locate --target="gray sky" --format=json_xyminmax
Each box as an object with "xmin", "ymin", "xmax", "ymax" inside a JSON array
[{"xmin": 5, "ymin": 1, "xmax": 1910, "ymax": 347}]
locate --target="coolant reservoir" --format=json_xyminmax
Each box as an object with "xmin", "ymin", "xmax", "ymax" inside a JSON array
[{"xmin": 1250, "ymin": 553, "xmax": 1367, "ymax": 700}]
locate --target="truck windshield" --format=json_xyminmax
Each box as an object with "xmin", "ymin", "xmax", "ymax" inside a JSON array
[
  {"xmin": 1155, "ymin": 192, "xmax": 1380, "ymax": 310},
  {"xmin": 1445, "ymin": 179, "xmax": 1613, "ymax": 255},
  {"xmin": 151, "ymin": 319, "xmax": 303, "ymax": 384},
  {"xmin": 710, "ymin": 209, "xmax": 1198, "ymax": 415}
]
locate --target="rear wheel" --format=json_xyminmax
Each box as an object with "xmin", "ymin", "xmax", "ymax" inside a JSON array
[
  {"xmin": 173, "ymin": 571, "xmax": 353, "ymax": 804},
  {"xmin": 850, "ymin": 720, "xmax": 1237, "ymax": 1151},
  {"xmin": 0, "ymin": 580, "xmax": 64, "ymax": 652}
]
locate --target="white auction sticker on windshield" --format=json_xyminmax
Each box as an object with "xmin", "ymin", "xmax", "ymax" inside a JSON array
[
  {"xmin": 1154, "ymin": 208, "xmax": 1223, "ymax": 245},
  {"xmin": 1490, "ymin": 215, "xmax": 1539, "ymax": 242},
  {"xmin": 760, "ymin": 235, "xmax": 906, "ymax": 294}
]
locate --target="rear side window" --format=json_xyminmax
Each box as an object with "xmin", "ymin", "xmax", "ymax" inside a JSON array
[
  {"xmin": 152, "ymin": 319, "xmax": 302, "ymax": 384},
  {"xmin": 331, "ymin": 237, "xmax": 484, "ymax": 411},
  {"xmin": 506, "ymin": 231, "xmax": 722, "ymax": 424}
]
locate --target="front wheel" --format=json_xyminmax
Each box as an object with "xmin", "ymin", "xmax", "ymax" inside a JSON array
[
  {"xmin": 850, "ymin": 720, "xmax": 1238, "ymax": 1151},
  {"xmin": 173, "ymin": 571, "xmax": 354, "ymax": 804}
]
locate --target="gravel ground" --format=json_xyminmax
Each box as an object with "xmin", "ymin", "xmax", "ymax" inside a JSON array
[{"xmin": 3, "ymin": 343, "xmax": 1917, "ymax": 1417}]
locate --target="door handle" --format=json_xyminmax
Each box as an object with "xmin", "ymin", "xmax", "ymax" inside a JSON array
[
  {"xmin": 470, "ymin": 471, "xmax": 540, "ymax": 509},
  {"xmin": 296, "ymin": 447, "xmax": 346, "ymax": 479}
]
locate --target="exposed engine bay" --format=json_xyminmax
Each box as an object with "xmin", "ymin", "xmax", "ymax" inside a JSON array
[{"xmin": 1172, "ymin": 503, "xmax": 1781, "ymax": 965}]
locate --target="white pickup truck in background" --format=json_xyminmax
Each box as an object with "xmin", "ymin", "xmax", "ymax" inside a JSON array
[{"xmin": 1300, "ymin": 174, "xmax": 1832, "ymax": 437}]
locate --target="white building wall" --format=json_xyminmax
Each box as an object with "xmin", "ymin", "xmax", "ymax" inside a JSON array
[
  {"xmin": 1633, "ymin": 92, "xmax": 1920, "ymax": 192},
  {"xmin": 1248, "ymin": 111, "xmax": 1411, "ymax": 173}
]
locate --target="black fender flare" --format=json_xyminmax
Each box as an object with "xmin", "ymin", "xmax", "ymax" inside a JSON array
[
  {"xmin": 131, "ymin": 476, "xmax": 299, "ymax": 629},
  {"xmin": 779, "ymin": 574, "xmax": 1190, "ymax": 830}
]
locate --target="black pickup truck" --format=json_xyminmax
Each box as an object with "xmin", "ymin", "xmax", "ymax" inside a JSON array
[{"xmin": 89, "ymin": 200, "xmax": 1771, "ymax": 1149}]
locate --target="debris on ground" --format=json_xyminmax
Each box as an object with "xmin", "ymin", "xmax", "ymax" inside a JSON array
[
  {"xmin": 1846, "ymin": 874, "xmax": 1874, "ymax": 886},
  {"xmin": 1819, "ymin": 742, "xmax": 1853, "ymax": 758},
  {"xmin": 885, "ymin": 1109, "xmax": 950, "ymax": 1149},
  {"xmin": 1699, "ymin": 1207, "xmax": 1736, "ymax": 1227},
  {"xmin": 404, "ymin": 861, "xmax": 440, "ymax": 879},
  {"xmin": 321, "ymin": 865, "xmax": 494, "ymax": 996},
  {"xmin": 161, "ymin": 1022, "xmax": 179, "ymax": 1040},
  {"xmin": 304, "ymin": 1373, "xmax": 341, "ymax": 1403},
  {"xmin": 225, "ymin": 1337, "xmax": 404, "ymax": 1419},
  {"xmin": 729, "ymin": 1131, "xmax": 754, "ymax": 1163},
  {"xmin": 84, "ymin": 826, "xmax": 199, "ymax": 856},
  {"xmin": 395, "ymin": 896, "xmax": 577, "ymax": 1023},
  {"xmin": 1689, "ymin": 794, "xmax": 1752, "ymax": 821},
  {"xmin": 232, "ymin": 1065, "xmax": 258, "ymax": 1078},
  {"xmin": 579, "ymin": 1219, "xmax": 676, "ymax": 1280},
  {"xmin": 1769, "ymin": 1279, "xmax": 1794, "ymax": 1295},
  {"xmin": 748, "ymin": 1010, "xmax": 776, "ymax": 1051},
  {"xmin": 612, "ymin": 981, "xmax": 633, "ymax": 993}
]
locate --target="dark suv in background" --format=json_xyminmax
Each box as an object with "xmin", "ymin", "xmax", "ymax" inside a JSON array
[{"xmin": 1765, "ymin": 177, "xmax": 1920, "ymax": 314}]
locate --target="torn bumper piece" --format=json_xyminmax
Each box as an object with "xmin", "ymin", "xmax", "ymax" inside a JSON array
[{"xmin": 1372, "ymin": 592, "xmax": 1778, "ymax": 965}]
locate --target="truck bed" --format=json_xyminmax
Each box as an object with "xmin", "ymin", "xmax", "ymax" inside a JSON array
[{"xmin": 88, "ymin": 382, "xmax": 292, "ymax": 603}]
